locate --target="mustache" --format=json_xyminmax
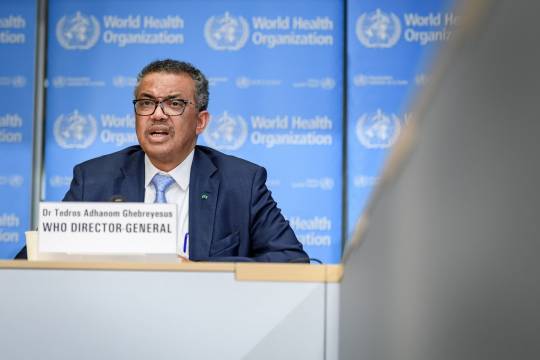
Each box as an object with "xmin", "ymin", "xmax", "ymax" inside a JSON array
[
  {"xmin": 146, "ymin": 123, "xmax": 174, "ymax": 134},
  {"xmin": 146, "ymin": 121, "xmax": 173, "ymax": 128}
]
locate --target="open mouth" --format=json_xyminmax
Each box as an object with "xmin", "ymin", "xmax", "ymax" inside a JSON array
[{"xmin": 148, "ymin": 127, "xmax": 171, "ymax": 141}]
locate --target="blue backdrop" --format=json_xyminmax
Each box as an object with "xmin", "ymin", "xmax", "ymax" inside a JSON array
[
  {"xmin": 346, "ymin": 0, "xmax": 457, "ymax": 236},
  {"xmin": 0, "ymin": 0, "xmax": 460, "ymax": 262},
  {"xmin": 0, "ymin": 0, "xmax": 36, "ymax": 259},
  {"xmin": 43, "ymin": 0, "xmax": 343, "ymax": 263}
]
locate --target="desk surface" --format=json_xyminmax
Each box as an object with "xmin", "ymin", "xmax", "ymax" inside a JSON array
[
  {"xmin": 0, "ymin": 260, "xmax": 343, "ymax": 283},
  {"xmin": 1, "ymin": 259, "xmax": 341, "ymax": 359}
]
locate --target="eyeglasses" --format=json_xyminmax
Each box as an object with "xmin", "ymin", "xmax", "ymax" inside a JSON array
[{"xmin": 132, "ymin": 98, "xmax": 193, "ymax": 116}]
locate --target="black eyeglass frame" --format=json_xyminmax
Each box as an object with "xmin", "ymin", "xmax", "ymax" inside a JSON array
[{"xmin": 132, "ymin": 98, "xmax": 193, "ymax": 116}]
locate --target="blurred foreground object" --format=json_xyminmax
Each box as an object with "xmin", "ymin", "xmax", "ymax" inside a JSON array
[{"xmin": 340, "ymin": 1, "xmax": 540, "ymax": 359}]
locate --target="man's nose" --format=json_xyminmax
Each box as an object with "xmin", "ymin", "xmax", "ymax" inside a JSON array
[{"xmin": 150, "ymin": 102, "xmax": 167, "ymax": 119}]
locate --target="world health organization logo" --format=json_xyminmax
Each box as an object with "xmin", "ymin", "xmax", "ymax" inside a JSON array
[
  {"xmin": 356, "ymin": 109, "xmax": 401, "ymax": 149},
  {"xmin": 356, "ymin": 9, "xmax": 401, "ymax": 48},
  {"xmin": 54, "ymin": 110, "xmax": 97, "ymax": 149},
  {"xmin": 56, "ymin": 11, "xmax": 100, "ymax": 50},
  {"xmin": 203, "ymin": 111, "xmax": 248, "ymax": 150},
  {"xmin": 204, "ymin": 12, "xmax": 249, "ymax": 51}
]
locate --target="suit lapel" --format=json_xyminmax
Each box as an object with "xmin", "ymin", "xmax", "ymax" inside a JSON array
[
  {"xmin": 189, "ymin": 147, "xmax": 219, "ymax": 260},
  {"xmin": 118, "ymin": 147, "xmax": 145, "ymax": 202}
]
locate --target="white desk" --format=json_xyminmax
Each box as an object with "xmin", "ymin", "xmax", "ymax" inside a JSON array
[{"xmin": 0, "ymin": 261, "xmax": 342, "ymax": 360}]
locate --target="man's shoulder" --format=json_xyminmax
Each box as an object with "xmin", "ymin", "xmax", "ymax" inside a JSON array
[
  {"xmin": 195, "ymin": 145, "xmax": 262, "ymax": 174},
  {"xmin": 76, "ymin": 145, "xmax": 143, "ymax": 169}
]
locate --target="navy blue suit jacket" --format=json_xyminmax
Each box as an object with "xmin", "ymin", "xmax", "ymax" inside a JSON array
[{"xmin": 61, "ymin": 145, "xmax": 308, "ymax": 263}]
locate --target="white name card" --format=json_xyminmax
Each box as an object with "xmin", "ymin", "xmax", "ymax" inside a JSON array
[{"xmin": 39, "ymin": 202, "xmax": 178, "ymax": 254}]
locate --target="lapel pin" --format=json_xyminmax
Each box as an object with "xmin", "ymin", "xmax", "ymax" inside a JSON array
[{"xmin": 201, "ymin": 193, "xmax": 209, "ymax": 200}]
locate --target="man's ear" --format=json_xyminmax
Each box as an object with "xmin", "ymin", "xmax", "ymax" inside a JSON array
[{"xmin": 196, "ymin": 111, "xmax": 210, "ymax": 135}]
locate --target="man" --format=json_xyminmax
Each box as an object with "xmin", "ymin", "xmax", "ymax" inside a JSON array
[{"xmin": 29, "ymin": 59, "xmax": 308, "ymax": 262}]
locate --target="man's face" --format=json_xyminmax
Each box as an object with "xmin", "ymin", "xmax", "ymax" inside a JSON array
[{"xmin": 135, "ymin": 72, "xmax": 209, "ymax": 171}]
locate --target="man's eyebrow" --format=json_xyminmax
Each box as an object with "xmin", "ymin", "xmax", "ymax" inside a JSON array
[
  {"xmin": 164, "ymin": 94, "xmax": 185, "ymax": 100},
  {"xmin": 137, "ymin": 92, "xmax": 184, "ymax": 99},
  {"xmin": 137, "ymin": 92, "xmax": 155, "ymax": 99}
]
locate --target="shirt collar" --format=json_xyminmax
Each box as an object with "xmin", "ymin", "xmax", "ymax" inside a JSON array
[{"xmin": 144, "ymin": 149, "xmax": 194, "ymax": 191}]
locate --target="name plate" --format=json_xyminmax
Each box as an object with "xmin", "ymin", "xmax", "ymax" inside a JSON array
[{"xmin": 39, "ymin": 202, "xmax": 177, "ymax": 254}]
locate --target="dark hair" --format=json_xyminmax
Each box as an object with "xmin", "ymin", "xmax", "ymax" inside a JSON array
[{"xmin": 135, "ymin": 59, "xmax": 209, "ymax": 111}]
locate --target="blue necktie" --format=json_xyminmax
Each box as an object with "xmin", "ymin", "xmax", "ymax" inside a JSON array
[{"xmin": 151, "ymin": 174, "xmax": 175, "ymax": 203}]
